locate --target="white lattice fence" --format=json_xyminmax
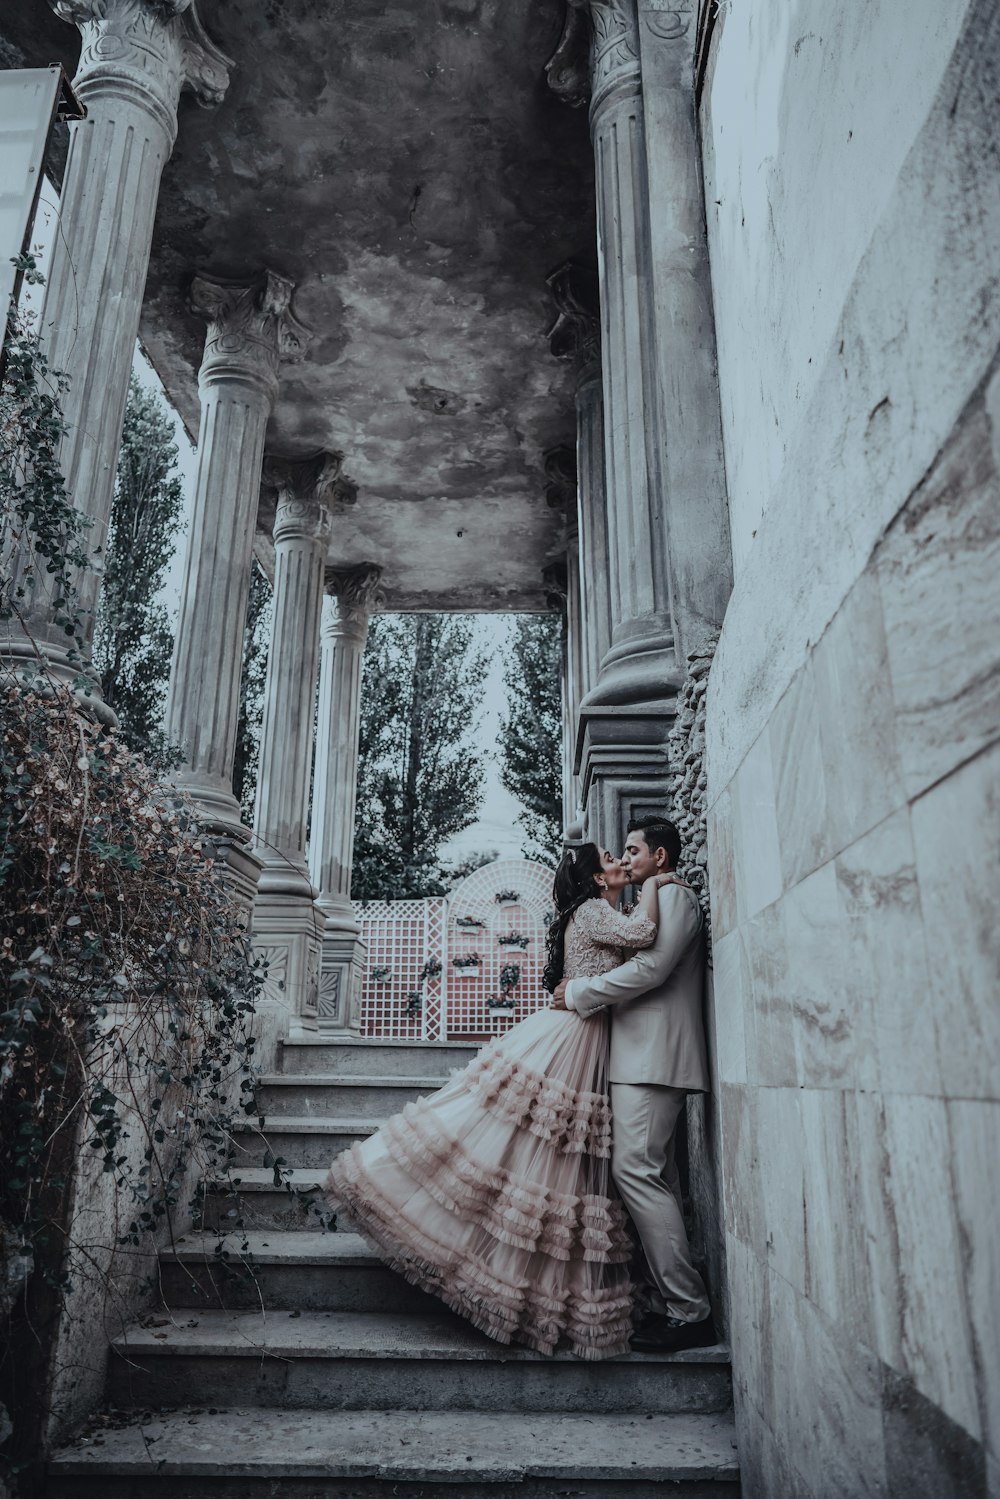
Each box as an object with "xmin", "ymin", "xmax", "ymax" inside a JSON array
[{"xmin": 355, "ymin": 860, "xmax": 554, "ymax": 1043}]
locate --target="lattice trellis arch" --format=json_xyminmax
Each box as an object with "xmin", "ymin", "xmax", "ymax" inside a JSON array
[{"xmin": 354, "ymin": 859, "xmax": 555, "ymax": 1042}]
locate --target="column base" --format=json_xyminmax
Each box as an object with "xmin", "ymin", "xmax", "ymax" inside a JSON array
[
  {"xmin": 251, "ymin": 891, "xmax": 326, "ymax": 1070},
  {"xmin": 582, "ymin": 616, "xmax": 683, "ymax": 711},
  {"xmin": 576, "ymin": 698, "xmax": 677, "ymax": 851},
  {"xmin": 2, "ymin": 629, "xmax": 116, "ymax": 726},
  {"xmin": 172, "ymin": 770, "xmax": 248, "ymax": 843},
  {"xmin": 314, "ymin": 899, "xmax": 368, "ymax": 1036}
]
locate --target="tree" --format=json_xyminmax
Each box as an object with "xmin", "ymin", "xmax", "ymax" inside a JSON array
[
  {"xmin": 352, "ymin": 614, "xmax": 489, "ymax": 900},
  {"xmin": 232, "ymin": 561, "xmax": 272, "ymax": 822},
  {"xmin": 92, "ymin": 375, "xmax": 184, "ymax": 758},
  {"xmin": 499, "ymin": 614, "xmax": 563, "ymax": 857}
]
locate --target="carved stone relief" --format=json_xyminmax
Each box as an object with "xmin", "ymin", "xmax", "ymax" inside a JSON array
[
  {"xmin": 190, "ymin": 270, "xmax": 310, "ymax": 383},
  {"xmin": 666, "ymin": 633, "xmax": 718, "ymax": 951}
]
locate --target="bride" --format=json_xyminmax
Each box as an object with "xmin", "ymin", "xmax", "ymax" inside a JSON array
[{"xmin": 325, "ymin": 844, "xmax": 679, "ymax": 1359}]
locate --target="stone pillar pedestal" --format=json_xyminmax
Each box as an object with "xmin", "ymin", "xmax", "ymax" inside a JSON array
[
  {"xmin": 164, "ymin": 270, "xmax": 308, "ymax": 903},
  {"xmin": 5, "ymin": 1, "xmax": 229, "ymax": 698},
  {"xmin": 251, "ymin": 459, "xmax": 337, "ymax": 1047},
  {"xmin": 309, "ymin": 564, "xmax": 382, "ymax": 1034}
]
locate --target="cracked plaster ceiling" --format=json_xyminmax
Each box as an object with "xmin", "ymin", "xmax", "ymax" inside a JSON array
[{"xmin": 4, "ymin": 0, "xmax": 597, "ymax": 611}]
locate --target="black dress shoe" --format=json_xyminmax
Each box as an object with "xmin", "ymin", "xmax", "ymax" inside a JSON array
[{"xmin": 631, "ymin": 1312, "xmax": 718, "ymax": 1353}]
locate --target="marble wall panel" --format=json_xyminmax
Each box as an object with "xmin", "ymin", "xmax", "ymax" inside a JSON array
[
  {"xmin": 765, "ymin": 1263, "xmax": 888, "ymax": 1499},
  {"xmin": 799, "ymin": 1088, "xmax": 871, "ymax": 1348},
  {"xmin": 733, "ymin": 730, "xmax": 783, "ymax": 918},
  {"xmin": 911, "ymin": 741, "xmax": 1000, "ymax": 1101},
  {"xmin": 754, "ymin": 1087, "xmax": 807, "ymax": 1294},
  {"xmin": 732, "ymin": 1381, "xmax": 814, "ymax": 1499},
  {"xmin": 720, "ymin": 1081, "xmax": 760, "ymax": 1247},
  {"xmin": 884, "ymin": 1093, "xmax": 981, "ymax": 1440},
  {"xmin": 878, "ymin": 375, "xmax": 1000, "ymax": 802},
  {"xmin": 706, "ymin": 780, "xmax": 740, "ymax": 938},
  {"xmin": 948, "ymin": 1099, "xmax": 1000, "ymax": 1459},
  {"xmin": 854, "ymin": 1091, "xmax": 905, "ymax": 1372},
  {"xmin": 813, "ymin": 566, "xmax": 906, "ymax": 855},
  {"xmin": 725, "ymin": 1232, "xmax": 772, "ymax": 1412},
  {"xmin": 769, "ymin": 661, "xmax": 834, "ymax": 889},
  {"xmin": 712, "ymin": 927, "xmax": 750, "ymax": 1086},
  {"xmin": 783, "ymin": 862, "xmax": 865, "ymax": 1089},
  {"xmin": 744, "ymin": 899, "xmax": 796, "ymax": 1087},
  {"xmin": 835, "ymin": 807, "xmax": 940, "ymax": 1097},
  {"xmin": 881, "ymin": 1363, "xmax": 989, "ymax": 1499}
]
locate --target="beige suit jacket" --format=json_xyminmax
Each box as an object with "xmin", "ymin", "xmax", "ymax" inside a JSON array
[{"xmin": 568, "ymin": 883, "xmax": 710, "ymax": 1091}]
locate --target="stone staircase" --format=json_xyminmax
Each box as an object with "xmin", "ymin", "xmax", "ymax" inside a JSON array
[{"xmin": 47, "ymin": 1037, "xmax": 740, "ymax": 1496}]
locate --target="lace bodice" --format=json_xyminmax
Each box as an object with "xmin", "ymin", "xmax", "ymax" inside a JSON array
[{"xmin": 563, "ymin": 898, "xmax": 657, "ymax": 980}]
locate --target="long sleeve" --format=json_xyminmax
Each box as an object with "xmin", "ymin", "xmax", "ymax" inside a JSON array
[
  {"xmin": 571, "ymin": 899, "xmax": 658, "ymax": 951},
  {"xmin": 569, "ymin": 886, "xmax": 702, "ymax": 1019}
]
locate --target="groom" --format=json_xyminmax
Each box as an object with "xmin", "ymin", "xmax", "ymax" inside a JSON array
[{"xmin": 553, "ymin": 816, "xmax": 716, "ymax": 1352}]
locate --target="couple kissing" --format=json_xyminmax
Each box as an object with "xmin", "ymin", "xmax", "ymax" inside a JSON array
[{"xmin": 325, "ymin": 815, "xmax": 717, "ymax": 1358}]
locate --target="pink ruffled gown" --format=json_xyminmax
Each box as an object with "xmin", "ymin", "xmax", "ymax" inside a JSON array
[{"xmin": 325, "ymin": 898, "xmax": 656, "ymax": 1360}]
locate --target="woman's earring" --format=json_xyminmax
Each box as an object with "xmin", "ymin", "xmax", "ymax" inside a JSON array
[{"xmin": 597, "ymin": 878, "xmax": 606, "ymax": 889}]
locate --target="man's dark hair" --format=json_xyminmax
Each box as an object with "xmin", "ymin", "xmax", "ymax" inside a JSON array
[{"xmin": 627, "ymin": 816, "xmax": 682, "ymax": 870}]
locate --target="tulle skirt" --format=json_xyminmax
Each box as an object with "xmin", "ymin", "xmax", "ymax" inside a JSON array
[{"xmin": 324, "ymin": 1007, "xmax": 634, "ymax": 1359}]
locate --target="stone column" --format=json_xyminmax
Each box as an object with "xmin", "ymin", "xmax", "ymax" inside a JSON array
[
  {"xmin": 547, "ymin": 0, "xmax": 685, "ymax": 843},
  {"xmin": 635, "ymin": 0, "xmax": 731, "ymax": 658},
  {"xmin": 251, "ymin": 457, "xmax": 337, "ymax": 1043},
  {"xmin": 6, "ymin": 1, "xmax": 229, "ymax": 699},
  {"xmin": 546, "ymin": 260, "xmax": 613, "ymax": 842},
  {"xmin": 309, "ymin": 563, "xmax": 383, "ymax": 1034},
  {"xmin": 164, "ymin": 270, "xmax": 308, "ymax": 902}
]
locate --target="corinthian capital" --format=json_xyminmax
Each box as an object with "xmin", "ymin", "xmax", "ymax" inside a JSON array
[
  {"xmin": 51, "ymin": 0, "xmax": 231, "ymax": 113},
  {"xmin": 324, "ymin": 564, "xmax": 383, "ymax": 613},
  {"xmin": 190, "ymin": 270, "xmax": 309, "ymax": 393},
  {"xmin": 546, "ymin": 260, "xmax": 601, "ymax": 375},
  {"xmin": 263, "ymin": 451, "xmax": 343, "ymax": 507},
  {"xmin": 545, "ymin": 0, "xmax": 592, "ymax": 108},
  {"xmin": 323, "ymin": 564, "xmax": 383, "ymax": 646}
]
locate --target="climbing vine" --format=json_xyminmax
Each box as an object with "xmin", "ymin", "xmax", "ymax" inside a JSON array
[{"xmin": 0, "ymin": 259, "xmax": 263, "ymax": 1487}]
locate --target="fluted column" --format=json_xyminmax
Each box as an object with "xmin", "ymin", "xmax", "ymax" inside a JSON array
[
  {"xmin": 310, "ymin": 564, "xmax": 383, "ymax": 1033},
  {"xmin": 165, "ymin": 271, "xmax": 308, "ymax": 873},
  {"xmin": 635, "ymin": 0, "xmax": 732, "ymax": 658},
  {"xmin": 254, "ymin": 463, "xmax": 338, "ymax": 896},
  {"xmin": 546, "ymin": 261, "xmax": 613, "ymax": 842},
  {"xmin": 5, "ymin": 1, "xmax": 230, "ymax": 697},
  {"xmin": 547, "ymin": 0, "xmax": 686, "ymax": 843},
  {"xmin": 587, "ymin": 0, "xmax": 677, "ymax": 706},
  {"xmin": 250, "ymin": 457, "xmax": 337, "ymax": 1041}
]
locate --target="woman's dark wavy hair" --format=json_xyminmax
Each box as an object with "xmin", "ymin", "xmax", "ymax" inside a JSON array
[{"xmin": 542, "ymin": 843, "xmax": 605, "ymax": 993}]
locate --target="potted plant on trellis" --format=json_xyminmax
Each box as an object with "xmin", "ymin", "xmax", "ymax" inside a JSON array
[
  {"xmin": 494, "ymin": 888, "xmax": 520, "ymax": 909},
  {"xmin": 371, "ymin": 965, "xmax": 392, "ymax": 984},
  {"xmin": 455, "ymin": 915, "xmax": 485, "ymax": 930},
  {"xmin": 453, "ymin": 952, "xmax": 481, "ymax": 978},
  {"xmin": 497, "ymin": 929, "xmax": 528, "ymax": 952},
  {"xmin": 488, "ymin": 963, "xmax": 521, "ymax": 1013}
]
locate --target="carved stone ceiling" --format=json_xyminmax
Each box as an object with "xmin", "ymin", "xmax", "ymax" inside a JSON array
[{"xmin": 3, "ymin": 0, "xmax": 595, "ymax": 611}]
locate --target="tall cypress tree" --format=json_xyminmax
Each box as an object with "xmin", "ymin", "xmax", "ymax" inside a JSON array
[
  {"xmin": 92, "ymin": 375, "xmax": 184, "ymax": 759},
  {"xmin": 232, "ymin": 561, "xmax": 272, "ymax": 822},
  {"xmin": 498, "ymin": 614, "xmax": 563, "ymax": 857},
  {"xmin": 352, "ymin": 614, "xmax": 489, "ymax": 900}
]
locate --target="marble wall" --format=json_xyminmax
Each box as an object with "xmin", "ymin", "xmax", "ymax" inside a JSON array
[{"xmin": 699, "ymin": 1, "xmax": 999, "ymax": 1493}]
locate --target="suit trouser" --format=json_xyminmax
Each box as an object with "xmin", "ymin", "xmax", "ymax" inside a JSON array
[{"xmin": 610, "ymin": 1082, "xmax": 711, "ymax": 1323}]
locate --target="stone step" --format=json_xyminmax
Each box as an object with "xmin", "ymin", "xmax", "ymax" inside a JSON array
[
  {"xmin": 48, "ymin": 1407, "xmax": 740, "ymax": 1496},
  {"xmin": 106, "ymin": 1310, "xmax": 734, "ymax": 1416},
  {"xmin": 158, "ymin": 1231, "xmax": 439, "ymax": 1315},
  {"xmin": 254, "ymin": 1073, "xmax": 444, "ymax": 1119},
  {"xmin": 278, "ymin": 1036, "xmax": 477, "ymax": 1077},
  {"xmin": 200, "ymin": 1168, "xmax": 336, "ymax": 1234},
  {"xmin": 230, "ymin": 1115, "xmax": 378, "ymax": 1169}
]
